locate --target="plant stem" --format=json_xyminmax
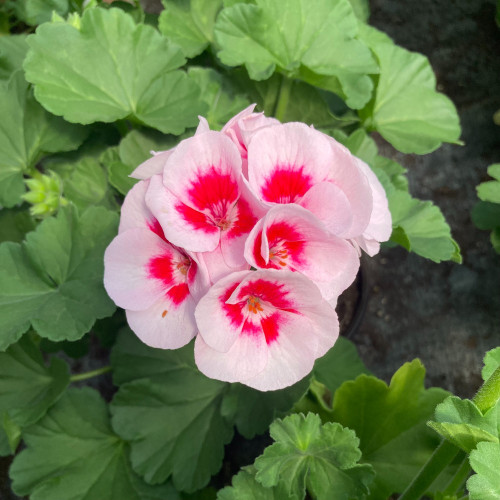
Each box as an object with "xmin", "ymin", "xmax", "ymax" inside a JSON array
[
  {"xmin": 273, "ymin": 75, "xmax": 293, "ymax": 122},
  {"xmin": 69, "ymin": 366, "xmax": 112, "ymax": 383},
  {"xmin": 399, "ymin": 366, "xmax": 500, "ymax": 500},
  {"xmin": 474, "ymin": 365, "xmax": 500, "ymax": 413},
  {"xmin": 399, "ymin": 439, "xmax": 460, "ymax": 500},
  {"xmin": 442, "ymin": 454, "xmax": 470, "ymax": 497}
]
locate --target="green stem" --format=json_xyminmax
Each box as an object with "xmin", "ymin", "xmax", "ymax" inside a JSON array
[
  {"xmin": 442, "ymin": 454, "xmax": 470, "ymax": 496},
  {"xmin": 474, "ymin": 365, "xmax": 500, "ymax": 413},
  {"xmin": 399, "ymin": 439, "xmax": 460, "ymax": 500},
  {"xmin": 69, "ymin": 366, "xmax": 112, "ymax": 383},
  {"xmin": 273, "ymin": 75, "xmax": 293, "ymax": 122},
  {"xmin": 399, "ymin": 366, "xmax": 500, "ymax": 500}
]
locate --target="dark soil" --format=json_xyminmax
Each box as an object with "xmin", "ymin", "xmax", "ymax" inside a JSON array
[{"xmin": 354, "ymin": 0, "xmax": 500, "ymax": 397}]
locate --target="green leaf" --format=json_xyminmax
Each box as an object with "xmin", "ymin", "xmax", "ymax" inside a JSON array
[
  {"xmin": 359, "ymin": 25, "xmax": 461, "ymax": 154},
  {"xmin": 472, "ymin": 202, "xmax": 500, "ymax": 231},
  {"xmin": 214, "ymin": 0, "xmax": 378, "ymax": 109},
  {"xmin": 158, "ymin": 0, "xmax": 223, "ymax": 58},
  {"xmin": 491, "ymin": 228, "xmax": 500, "ymax": 254},
  {"xmin": 218, "ymin": 468, "xmax": 285, "ymax": 500},
  {"xmin": 0, "ymin": 35, "xmax": 28, "ymax": 80},
  {"xmin": 348, "ymin": 0, "xmax": 369, "ymax": 21},
  {"xmin": 477, "ymin": 164, "xmax": 500, "ymax": 203},
  {"xmin": 0, "ymin": 208, "xmax": 36, "ymax": 244},
  {"xmin": 0, "ymin": 412, "xmax": 22, "ymax": 455},
  {"xmin": 104, "ymin": 129, "xmax": 178, "ymax": 195},
  {"xmin": 187, "ymin": 67, "xmax": 250, "ymax": 130},
  {"xmin": 483, "ymin": 348, "xmax": 500, "ymax": 382},
  {"xmin": 254, "ymin": 413, "xmax": 374, "ymax": 500},
  {"xmin": 313, "ymin": 337, "xmax": 370, "ymax": 395},
  {"xmin": 0, "ymin": 335, "xmax": 69, "ymax": 427},
  {"xmin": 10, "ymin": 387, "xmax": 180, "ymax": 500},
  {"xmin": 386, "ymin": 190, "xmax": 461, "ymax": 263},
  {"xmin": 24, "ymin": 7, "xmax": 207, "ymax": 133},
  {"xmin": 467, "ymin": 441, "xmax": 500, "ymax": 499},
  {"xmin": 110, "ymin": 329, "xmax": 234, "ymax": 492},
  {"xmin": 235, "ymin": 71, "xmax": 356, "ymax": 128},
  {"xmin": 373, "ymin": 156, "xmax": 409, "ymax": 192},
  {"xmin": 50, "ymin": 156, "xmax": 117, "ymax": 211},
  {"xmin": 10, "ymin": 0, "xmax": 69, "ymax": 26},
  {"xmin": 331, "ymin": 360, "xmax": 450, "ymax": 499},
  {"xmin": 119, "ymin": 129, "xmax": 177, "ymax": 171},
  {"xmin": 222, "ymin": 378, "xmax": 309, "ymax": 439},
  {"xmin": 334, "ymin": 128, "xmax": 378, "ymax": 164},
  {"xmin": 0, "ymin": 72, "xmax": 87, "ymax": 208},
  {"xmin": 0, "ymin": 205, "xmax": 118, "ymax": 350},
  {"xmin": 428, "ymin": 396, "xmax": 499, "ymax": 453}
]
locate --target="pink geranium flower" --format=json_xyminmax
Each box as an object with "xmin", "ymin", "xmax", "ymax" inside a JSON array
[
  {"xmin": 352, "ymin": 158, "xmax": 393, "ymax": 256},
  {"xmin": 222, "ymin": 104, "xmax": 279, "ymax": 178},
  {"xmin": 194, "ymin": 269, "xmax": 338, "ymax": 391},
  {"xmin": 244, "ymin": 204, "xmax": 360, "ymax": 300},
  {"xmin": 104, "ymin": 181, "xmax": 209, "ymax": 349},
  {"xmin": 247, "ymin": 122, "xmax": 373, "ymax": 239},
  {"xmin": 145, "ymin": 130, "xmax": 265, "ymax": 269}
]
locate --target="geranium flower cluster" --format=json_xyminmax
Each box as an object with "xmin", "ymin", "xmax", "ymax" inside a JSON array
[{"xmin": 104, "ymin": 105, "xmax": 392, "ymax": 391}]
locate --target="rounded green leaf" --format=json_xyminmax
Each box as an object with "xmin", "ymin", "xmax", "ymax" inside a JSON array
[
  {"xmin": 24, "ymin": 7, "xmax": 206, "ymax": 133},
  {"xmin": 214, "ymin": 0, "xmax": 378, "ymax": 108},
  {"xmin": 332, "ymin": 360, "xmax": 451, "ymax": 498},
  {"xmin": 10, "ymin": 387, "xmax": 179, "ymax": 500},
  {"xmin": 110, "ymin": 330, "xmax": 233, "ymax": 492},
  {"xmin": 158, "ymin": 0, "xmax": 223, "ymax": 58},
  {"xmin": 359, "ymin": 25, "xmax": 461, "ymax": 154},
  {"xmin": 0, "ymin": 336, "xmax": 69, "ymax": 428},
  {"xmin": 0, "ymin": 72, "xmax": 87, "ymax": 207},
  {"xmin": 0, "ymin": 205, "xmax": 118, "ymax": 350}
]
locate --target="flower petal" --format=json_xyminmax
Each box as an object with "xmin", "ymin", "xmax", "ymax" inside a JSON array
[
  {"xmin": 126, "ymin": 295, "xmax": 197, "ymax": 349},
  {"xmin": 245, "ymin": 205, "xmax": 360, "ymax": 299},
  {"xmin": 194, "ymin": 269, "xmax": 338, "ymax": 390},
  {"xmin": 323, "ymin": 133, "xmax": 374, "ymax": 237},
  {"xmin": 119, "ymin": 180, "xmax": 161, "ymax": 235},
  {"xmin": 194, "ymin": 329, "xmax": 268, "ymax": 383},
  {"xmin": 352, "ymin": 158, "xmax": 392, "ymax": 255},
  {"xmin": 299, "ymin": 182, "xmax": 353, "ymax": 236},
  {"xmin": 162, "ymin": 130, "xmax": 242, "ymax": 213},
  {"xmin": 130, "ymin": 149, "xmax": 174, "ymax": 180},
  {"xmin": 194, "ymin": 270, "xmax": 251, "ymax": 352},
  {"xmin": 104, "ymin": 228, "xmax": 184, "ymax": 311},
  {"xmin": 196, "ymin": 245, "xmax": 248, "ymax": 285},
  {"xmin": 247, "ymin": 123, "xmax": 334, "ymax": 204},
  {"xmin": 146, "ymin": 174, "xmax": 220, "ymax": 252},
  {"xmin": 239, "ymin": 313, "xmax": 319, "ymax": 391}
]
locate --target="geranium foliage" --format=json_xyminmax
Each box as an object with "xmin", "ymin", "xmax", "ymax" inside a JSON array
[{"xmin": 0, "ymin": 0, "xmax": 486, "ymax": 499}]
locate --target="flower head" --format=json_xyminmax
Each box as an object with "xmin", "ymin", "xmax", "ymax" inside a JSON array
[
  {"xmin": 104, "ymin": 181, "xmax": 209, "ymax": 349},
  {"xmin": 103, "ymin": 106, "xmax": 392, "ymax": 391},
  {"xmin": 194, "ymin": 269, "xmax": 338, "ymax": 391}
]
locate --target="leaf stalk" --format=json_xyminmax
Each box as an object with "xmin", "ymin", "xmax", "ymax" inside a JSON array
[{"xmin": 69, "ymin": 365, "xmax": 112, "ymax": 383}]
